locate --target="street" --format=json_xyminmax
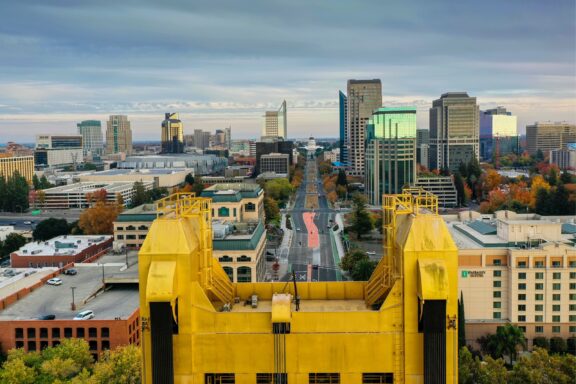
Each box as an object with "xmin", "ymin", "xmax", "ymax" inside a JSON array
[{"xmin": 0, "ymin": 210, "xmax": 82, "ymax": 230}]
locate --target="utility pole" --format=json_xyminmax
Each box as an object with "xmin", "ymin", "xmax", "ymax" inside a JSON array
[
  {"xmin": 70, "ymin": 286, "xmax": 76, "ymax": 310},
  {"xmin": 101, "ymin": 264, "xmax": 105, "ymax": 284}
]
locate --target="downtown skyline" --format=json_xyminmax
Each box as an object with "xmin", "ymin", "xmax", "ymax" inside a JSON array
[{"xmin": 0, "ymin": 0, "xmax": 575, "ymax": 141}]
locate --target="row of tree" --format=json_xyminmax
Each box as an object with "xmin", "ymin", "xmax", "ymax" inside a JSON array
[
  {"xmin": 0, "ymin": 338, "xmax": 141, "ymax": 384},
  {"xmin": 0, "ymin": 172, "xmax": 30, "ymax": 213},
  {"xmin": 339, "ymin": 248, "xmax": 377, "ymax": 281}
]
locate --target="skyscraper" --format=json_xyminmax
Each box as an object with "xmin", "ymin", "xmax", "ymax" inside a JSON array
[
  {"xmin": 339, "ymin": 91, "xmax": 348, "ymax": 165},
  {"xmin": 526, "ymin": 122, "xmax": 576, "ymax": 155},
  {"xmin": 161, "ymin": 113, "xmax": 184, "ymax": 154},
  {"xmin": 224, "ymin": 126, "xmax": 232, "ymax": 149},
  {"xmin": 194, "ymin": 129, "xmax": 210, "ymax": 150},
  {"xmin": 106, "ymin": 115, "xmax": 132, "ymax": 155},
  {"xmin": 365, "ymin": 107, "xmax": 417, "ymax": 206},
  {"xmin": 262, "ymin": 100, "xmax": 287, "ymax": 139},
  {"xmin": 479, "ymin": 107, "xmax": 518, "ymax": 161},
  {"xmin": 429, "ymin": 92, "xmax": 479, "ymax": 173},
  {"xmin": 346, "ymin": 79, "xmax": 382, "ymax": 177},
  {"xmin": 77, "ymin": 120, "xmax": 103, "ymax": 158}
]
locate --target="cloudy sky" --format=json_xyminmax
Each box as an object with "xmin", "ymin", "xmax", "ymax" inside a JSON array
[{"xmin": 0, "ymin": 0, "xmax": 574, "ymax": 142}]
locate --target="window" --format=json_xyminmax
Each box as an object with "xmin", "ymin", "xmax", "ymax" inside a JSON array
[
  {"xmin": 493, "ymin": 281, "xmax": 501, "ymax": 288},
  {"xmin": 553, "ymin": 305, "xmax": 561, "ymax": 312},
  {"xmin": 535, "ymin": 315, "xmax": 543, "ymax": 322},
  {"xmin": 518, "ymin": 294, "xmax": 526, "ymax": 301},
  {"xmin": 89, "ymin": 340, "xmax": 97, "ymax": 351},
  {"xmin": 233, "ymin": 208, "xmax": 237, "ymax": 217},
  {"xmin": 15, "ymin": 341, "xmax": 24, "ymax": 349},
  {"xmin": 64, "ymin": 328, "xmax": 72, "ymax": 338},
  {"xmin": 52, "ymin": 328, "xmax": 60, "ymax": 338},
  {"xmin": 570, "ymin": 326, "xmax": 576, "ymax": 333},
  {"xmin": 362, "ymin": 373, "xmax": 394, "ymax": 384},
  {"xmin": 218, "ymin": 207, "xmax": 230, "ymax": 217},
  {"xmin": 27, "ymin": 328, "xmax": 35, "ymax": 338},
  {"xmin": 126, "ymin": 235, "xmax": 136, "ymax": 240},
  {"xmin": 518, "ymin": 315, "xmax": 526, "ymax": 322},
  {"xmin": 536, "ymin": 272, "xmax": 544, "ymax": 279},
  {"xmin": 219, "ymin": 256, "xmax": 233, "ymax": 262},
  {"xmin": 138, "ymin": 225, "xmax": 148, "ymax": 231},
  {"xmin": 552, "ymin": 261, "xmax": 561, "ymax": 268},
  {"xmin": 552, "ymin": 315, "xmax": 560, "ymax": 323},
  {"xmin": 571, "ymin": 304, "xmax": 576, "ymax": 311},
  {"xmin": 518, "ymin": 261, "xmax": 527, "ymax": 268},
  {"xmin": 553, "ymin": 294, "xmax": 561, "ymax": 301},
  {"xmin": 102, "ymin": 328, "xmax": 110, "ymax": 338},
  {"xmin": 569, "ymin": 315, "xmax": 576, "ymax": 322},
  {"xmin": 245, "ymin": 202, "xmax": 256, "ymax": 212},
  {"xmin": 553, "ymin": 272, "xmax": 561, "ymax": 280},
  {"xmin": 237, "ymin": 255, "xmax": 251, "ymax": 262},
  {"xmin": 518, "ymin": 272, "xmax": 526, "ymax": 280},
  {"xmin": 309, "ymin": 373, "xmax": 340, "ymax": 384},
  {"xmin": 518, "ymin": 305, "xmax": 526, "ymax": 311},
  {"xmin": 138, "ymin": 235, "xmax": 146, "ymax": 240},
  {"xmin": 101, "ymin": 340, "xmax": 110, "ymax": 350},
  {"xmin": 571, "ymin": 294, "xmax": 576, "ymax": 300},
  {"xmin": 518, "ymin": 283, "xmax": 526, "ymax": 290},
  {"xmin": 237, "ymin": 266, "xmax": 252, "ymax": 283},
  {"xmin": 570, "ymin": 272, "xmax": 576, "ymax": 279},
  {"xmin": 553, "ymin": 283, "xmax": 561, "ymax": 290},
  {"xmin": 535, "ymin": 305, "xmax": 543, "ymax": 311},
  {"xmin": 493, "ymin": 259, "xmax": 501, "ymax": 266},
  {"xmin": 493, "ymin": 302, "xmax": 501, "ymax": 309},
  {"xmin": 116, "ymin": 235, "xmax": 124, "ymax": 240},
  {"xmin": 76, "ymin": 328, "xmax": 85, "ymax": 338},
  {"xmin": 552, "ymin": 326, "xmax": 561, "ymax": 333},
  {"xmin": 535, "ymin": 283, "xmax": 543, "ymax": 290},
  {"xmin": 27, "ymin": 341, "xmax": 36, "ymax": 351},
  {"xmin": 535, "ymin": 294, "xmax": 544, "ymax": 301},
  {"xmin": 571, "ymin": 261, "xmax": 576, "ymax": 267},
  {"xmin": 570, "ymin": 283, "xmax": 576, "ymax": 290},
  {"xmin": 493, "ymin": 312, "xmax": 501, "ymax": 319},
  {"xmin": 535, "ymin": 326, "xmax": 544, "ymax": 333},
  {"xmin": 223, "ymin": 267, "xmax": 233, "ymax": 282},
  {"xmin": 493, "ymin": 291, "xmax": 501, "ymax": 298},
  {"xmin": 535, "ymin": 261, "xmax": 544, "ymax": 268},
  {"xmin": 518, "ymin": 326, "xmax": 526, "ymax": 333},
  {"xmin": 89, "ymin": 328, "xmax": 97, "ymax": 338},
  {"xmin": 40, "ymin": 340, "xmax": 49, "ymax": 350},
  {"xmin": 493, "ymin": 270, "xmax": 501, "ymax": 277},
  {"xmin": 15, "ymin": 328, "xmax": 23, "ymax": 338},
  {"xmin": 205, "ymin": 374, "xmax": 235, "ymax": 384}
]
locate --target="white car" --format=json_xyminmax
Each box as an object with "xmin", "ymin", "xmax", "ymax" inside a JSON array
[
  {"xmin": 73, "ymin": 310, "xmax": 95, "ymax": 320},
  {"xmin": 366, "ymin": 251, "xmax": 376, "ymax": 256},
  {"xmin": 46, "ymin": 278, "xmax": 62, "ymax": 286},
  {"xmin": 23, "ymin": 221, "xmax": 32, "ymax": 225}
]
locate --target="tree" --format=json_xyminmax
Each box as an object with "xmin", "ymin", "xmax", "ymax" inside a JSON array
[
  {"xmin": 32, "ymin": 174, "xmax": 41, "ymax": 190},
  {"xmin": 340, "ymin": 249, "xmax": 368, "ymax": 272},
  {"xmin": 326, "ymin": 191, "xmax": 338, "ymax": 203},
  {"xmin": 90, "ymin": 345, "xmax": 141, "ymax": 384},
  {"xmin": 458, "ymin": 346, "xmax": 508, "ymax": 384},
  {"xmin": 560, "ymin": 171, "xmax": 574, "ymax": 184},
  {"xmin": 458, "ymin": 292, "xmax": 466, "ymax": 349},
  {"xmin": 534, "ymin": 188, "xmax": 551, "ymax": 215},
  {"xmin": 454, "ymin": 173, "xmax": 466, "ymax": 206},
  {"xmin": 263, "ymin": 197, "xmax": 280, "ymax": 224},
  {"xmin": 116, "ymin": 193, "xmax": 125, "ymax": 209},
  {"xmin": 349, "ymin": 193, "xmax": 373, "ymax": 240},
  {"xmin": 482, "ymin": 169, "xmax": 503, "ymax": 195},
  {"xmin": 79, "ymin": 201, "xmax": 122, "ymax": 234},
  {"xmin": 550, "ymin": 337, "xmax": 568, "ymax": 354},
  {"xmin": 336, "ymin": 169, "xmax": 347, "ymax": 187},
  {"xmin": 1, "ymin": 233, "xmax": 27, "ymax": 258},
  {"xmin": 4, "ymin": 171, "xmax": 30, "ymax": 212},
  {"xmin": 532, "ymin": 336, "xmax": 549, "ymax": 351},
  {"xmin": 185, "ymin": 173, "xmax": 195, "ymax": 185},
  {"xmin": 0, "ymin": 358, "xmax": 37, "ymax": 384},
  {"xmin": 509, "ymin": 348, "xmax": 576, "ymax": 384},
  {"xmin": 33, "ymin": 218, "xmax": 70, "ymax": 241},
  {"xmin": 529, "ymin": 175, "xmax": 550, "ymax": 209},
  {"xmin": 351, "ymin": 258, "xmax": 377, "ymax": 281},
  {"xmin": 132, "ymin": 181, "xmax": 148, "ymax": 207},
  {"xmin": 265, "ymin": 178, "xmax": 293, "ymax": 203}
]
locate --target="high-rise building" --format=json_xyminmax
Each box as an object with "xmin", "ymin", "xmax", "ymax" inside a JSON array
[
  {"xmin": 34, "ymin": 134, "xmax": 83, "ymax": 168},
  {"xmin": 429, "ymin": 92, "xmax": 479, "ymax": 173},
  {"xmin": 526, "ymin": 122, "xmax": 576, "ymax": 155},
  {"xmin": 0, "ymin": 154, "xmax": 34, "ymax": 183},
  {"xmin": 194, "ymin": 129, "xmax": 211, "ymax": 150},
  {"xmin": 365, "ymin": 107, "xmax": 417, "ymax": 206},
  {"xmin": 262, "ymin": 100, "xmax": 287, "ymax": 139},
  {"xmin": 416, "ymin": 129, "xmax": 430, "ymax": 146},
  {"xmin": 346, "ymin": 79, "xmax": 382, "ymax": 177},
  {"xmin": 224, "ymin": 126, "xmax": 232, "ymax": 149},
  {"xmin": 255, "ymin": 140, "xmax": 293, "ymax": 175},
  {"xmin": 161, "ymin": 113, "xmax": 184, "ymax": 154},
  {"xmin": 77, "ymin": 120, "xmax": 104, "ymax": 158},
  {"xmin": 106, "ymin": 115, "xmax": 132, "ymax": 155},
  {"xmin": 479, "ymin": 107, "xmax": 518, "ymax": 161},
  {"xmin": 214, "ymin": 129, "xmax": 226, "ymax": 147},
  {"xmin": 416, "ymin": 129, "xmax": 430, "ymax": 169},
  {"xmin": 338, "ymin": 91, "xmax": 348, "ymax": 165}
]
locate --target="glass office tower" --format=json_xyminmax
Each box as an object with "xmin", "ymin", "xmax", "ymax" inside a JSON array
[{"xmin": 365, "ymin": 107, "xmax": 417, "ymax": 206}]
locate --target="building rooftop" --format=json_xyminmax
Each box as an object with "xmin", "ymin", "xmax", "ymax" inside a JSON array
[
  {"xmin": 212, "ymin": 221, "xmax": 265, "ymax": 250},
  {"xmin": 115, "ymin": 204, "xmax": 158, "ymax": 222},
  {"xmin": 88, "ymin": 168, "xmax": 190, "ymax": 176},
  {"xmin": 13, "ymin": 235, "xmax": 112, "ymax": 257},
  {"xmin": 43, "ymin": 181, "xmax": 150, "ymax": 194},
  {"xmin": 202, "ymin": 183, "xmax": 263, "ymax": 201}
]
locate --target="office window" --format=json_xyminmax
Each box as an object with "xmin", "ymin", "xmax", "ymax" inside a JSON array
[
  {"xmin": 518, "ymin": 294, "xmax": 526, "ymax": 301},
  {"xmin": 553, "ymin": 294, "xmax": 561, "ymax": 301},
  {"xmin": 553, "ymin": 305, "xmax": 561, "ymax": 312},
  {"xmin": 101, "ymin": 328, "xmax": 110, "ymax": 338},
  {"xmin": 535, "ymin": 315, "xmax": 543, "ymax": 322},
  {"xmin": 493, "ymin": 291, "xmax": 501, "ymax": 298},
  {"xmin": 535, "ymin": 294, "xmax": 544, "ymax": 301},
  {"xmin": 570, "ymin": 304, "xmax": 576, "ymax": 311},
  {"xmin": 553, "ymin": 272, "xmax": 561, "ymax": 280},
  {"xmin": 518, "ymin": 326, "xmax": 526, "ymax": 333},
  {"xmin": 493, "ymin": 312, "xmax": 501, "ymax": 319},
  {"xmin": 570, "ymin": 283, "xmax": 576, "ymax": 290},
  {"xmin": 518, "ymin": 283, "xmax": 526, "ymax": 290},
  {"xmin": 518, "ymin": 305, "xmax": 526, "ymax": 311},
  {"xmin": 552, "ymin": 326, "xmax": 561, "ymax": 333},
  {"xmin": 552, "ymin": 315, "xmax": 560, "ymax": 323},
  {"xmin": 553, "ymin": 283, "xmax": 561, "ymax": 290},
  {"xmin": 518, "ymin": 315, "xmax": 526, "ymax": 322},
  {"xmin": 535, "ymin": 261, "xmax": 544, "ymax": 268},
  {"xmin": 493, "ymin": 281, "xmax": 501, "ymax": 288},
  {"xmin": 309, "ymin": 374, "xmax": 340, "ymax": 384},
  {"xmin": 493, "ymin": 259, "xmax": 501, "ymax": 266},
  {"xmin": 571, "ymin": 294, "xmax": 576, "ymax": 300},
  {"xmin": 52, "ymin": 328, "xmax": 60, "ymax": 338},
  {"xmin": 493, "ymin": 270, "xmax": 501, "ymax": 277},
  {"xmin": 362, "ymin": 373, "xmax": 394, "ymax": 384},
  {"xmin": 552, "ymin": 261, "xmax": 561, "ymax": 268},
  {"xmin": 15, "ymin": 328, "xmax": 23, "ymax": 338},
  {"xmin": 535, "ymin": 304, "xmax": 543, "ymax": 311},
  {"xmin": 570, "ymin": 272, "xmax": 576, "ymax": 279},
  {"xmin": 535, "ymin": 283, "xmax": 543, "ymax": 290},
  {"xmin": 518, "ymin": 272, "xmax": 526, "ymax": 280},
  {"xmin": 27, "ymin": 328, "xmax": 35, "ymax": 338},
  {"xmin": 493, "ymin": 302, "xmax": 501, "ymax": 309},
  {"xmin": 27, "ymin": 341, "xmax": 36, "ymax": 351},
  {"xmin": 116, "ymin": 235, "xmax": 124, "ymax": 240},
  {"xmin": 569, "ymin": 315, "xmax": 576, "ymax": 322},
  {"xmin": 535, "ymin": 326, "xmax": 544, "ymax": 333},
  {"xmin": 570, "ymin": 326, "xmax": 576, "ymax": 333},
  {"xmin": 518, "ymin": 261, "xmax": 527, "ymax": 268},
  {"xmin": 570, "ymin": 261, "xmax": 576, "ymax": 267},
  {"xmin": 89, "ymin": 328, "xmax": 97, "ymax": 338},
  {"xmin": 101, "ymin": 340, "xmax": 110, "ymax": 350},
  {"xmin": 76, "ymin": 328, "xmax": 85, "ymax": 338},
  {"xmin": 536, "ymin": 272, "xmax": 544, "ymax": 279}
]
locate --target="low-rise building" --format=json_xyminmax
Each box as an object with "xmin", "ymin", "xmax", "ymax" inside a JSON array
[
  {"xmin": 413, "ymin": 176, "xmax": 457, "ymax": 208},
  {"xmin": 0, "ymin": 154, "xmax": 34, "ymax": 183},
  {"xmin": 550, "ymin": 146, "xmax": 576, "ymax": 170},
  {"xmin": 10, "ymin": 235, "xmax": 113, "ymax": 268},
  {"xmin": 259, "ymin": 152, "xmax": 290, "ymax": 175},
  {"xmin": 78, "ymin": 168, "xmax": 191, "ymax": 190},
  {"xmin": 113, "ymin": 204, "xmax": 157, "ymax": 249},
  {"xmin": 34, "ymin": 135, "xmax": 84, "ymax": 168},
  {"xmin": 116, "ymin": 154, "xmax": 227, "ymax": 175},
  {"xmin": 38, "ymin": 181, "xmax": 153, "ymax": 209},
  {"xmin": 201, "ymin": 183, "xmax": 264, "ymax": 223}
]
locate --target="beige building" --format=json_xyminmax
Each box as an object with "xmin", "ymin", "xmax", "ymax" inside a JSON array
[
  {"xmin": 446, "ymin": 210, "xmax": 576, "ymax": 349},
  {"xmin": 106, "ymin": 115, "xmax": 132, "ymax": 155},
  {"xmin": 262, "ymin": 100, "xmax": 287, "ymax": 139},
  {"xmin": 526, "ymin": 122, "xmax": 576, "ymax": 155},
  {"xmin": 113, "ymin": 204, "xmax": 157, "ymax": 249},
  {"xmin": 78, "ymin": 168, "xmax": 191, "ymax": 190},
  {"xmin": 0, "ymin": 155, "xmax": 34, "ymax": 183},
  {"xmin": 201, "ymin": 183, "xmax": 264, "ymax": 223}
]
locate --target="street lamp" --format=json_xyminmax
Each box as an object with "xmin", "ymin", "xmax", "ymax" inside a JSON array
[
  {"xmin": 70, "ymin": 286, "xmax": 76, "ymax": 310},
  {"xmin": 100, "ymin": 263, "xmax": 105, "ymax": 284}
]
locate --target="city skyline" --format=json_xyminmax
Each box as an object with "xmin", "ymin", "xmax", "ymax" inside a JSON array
[{"xmin": 0, "ymin": 1, "xmax": 575, "ymax": 141}]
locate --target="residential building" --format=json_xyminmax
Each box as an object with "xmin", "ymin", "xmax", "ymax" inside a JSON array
[
  {"xmin": 339, "ymin": 90, "xmax": 348, "ymax": 165},
  {"xmin": 429, "ymin": 92, "xmax": 479, "ymax": 172},
  {"xmin": 10, "ymin": 235, "xmax": 112, "ymax": 268},
  {"xmin": 365, "ymin": 107, "xmax": 417, "ymax": 206},
  {"xmin": 526, "ymin": 122, "xmax": 576, "ymax": 155},
  {"xmin": 38, "ymin": 181, "xmax": 153, "ymax": 209},
  {"xmin": 550, "ymin": 145, "xmax": 576, "ymax": 170},
  {"xmin": 34, "ymin": 135, "xmax": 84, "ymax": 168},
  {"xmin": 255, "ymin": 139, "xmax": 293, "ymax": 175},
  {"xmin": 479, "ymin": 107, "xmax": 518, "ymax": 161},
  {"xmin": 78, "ymin": 168, "xmax": 192, "ymax": 190},
  {"xmin": 444, "ymin": 211, "xmax": 576, "ymax": 349},
  {"xmin": 116, "ymin": 154, "xmax": 227, "ymax": 175},
  {"xmin": 346, "ymin": 79, "xmax": 382, "ymax": 177},
  {"xmin": 413, "ymin": 176, "xmax": 457, "ymax": 207},
  {"xmin": 106, "ymin": 115, "xmax": 132, "ymax": 155},
  {"xmin": 0, "ymin": 154, "xmax": 34, "ymax": 182},
  {"xmin": 259, "ymin": 153, "xmax": 290, "ymax": 175},
  {"xmin": 77, "ymin": 120, "xmax": 104, "ymax": 158},
  {"xmin": 114, "ymin": 204, "xmax": 157, "ymax": 249},
  {"xmin": 262, "ymin": 100, "xmax": 287, "ymax": 139},
  {"xmin": 161, "ymin": 113, "xmax": 184, "ymax": 154}
]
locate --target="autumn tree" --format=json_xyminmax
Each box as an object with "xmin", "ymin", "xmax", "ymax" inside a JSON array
[
  {"xmin": 264, "ymin": 196, "xmax": 280, "ymax": 224},
  {"xmin": 481, "ymin": 169, "xmax": 503, "ymax": 197},
  {"xmin": 529, "ymin": 175, "xmax": 550, "ymax": 209},
  {"xmin": 349, "ymin": 193, "xmax": 373, "ymax": 240},
  {"xmin": 90, "ymin": 345, "xmax": 141, "ymax": 384},
  {"xmin": 509, "ymin": 348, "xmax": 576, "ymax": 384},
  {"xmin": 79, "ymin": 201, "xmax": 122, "ymax": 234}
]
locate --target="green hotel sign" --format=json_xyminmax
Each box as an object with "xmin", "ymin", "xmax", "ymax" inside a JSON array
[{"xmin": 461, "ymin": 270, "xmax": 486, "ymax": 278}]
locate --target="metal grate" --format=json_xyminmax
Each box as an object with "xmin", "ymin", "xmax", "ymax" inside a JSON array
[
  {"xmin": 362, "ymin": 373, "xmax": 393, "ymax": 384},
  {"xmin": 257, "ymin": 373, "xmax": 287, "ymax": 384},
  {"xmin": 309, "ymin": 373, "xmax": 340, "ymax": 384},
  {"xmin": 205, "ymin": 373, "xmax": 235, "ymax": 384}
]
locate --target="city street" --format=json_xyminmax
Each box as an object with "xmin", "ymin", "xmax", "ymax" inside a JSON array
[
  {"xmin": 0, "ymin": 210, "xmax": 82, "ymax": 230},
  {"xmin": 282, "ymin": 156, "xmax": 341, "ymax": 282}
]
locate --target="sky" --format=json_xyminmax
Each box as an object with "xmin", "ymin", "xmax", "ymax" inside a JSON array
[{"xmin": 0, "ymin": 0, "xmax": 575, "ymax": 142}]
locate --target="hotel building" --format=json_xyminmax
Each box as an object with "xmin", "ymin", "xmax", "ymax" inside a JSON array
[{"xmin": 0, "ymin": 154, "xmax": 34, "ymax": 183}]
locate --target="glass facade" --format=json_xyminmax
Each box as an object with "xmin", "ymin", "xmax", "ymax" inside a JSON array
[
  {"xmin": 365, "ymin": 107, "xmax": 417, "ymax": 206},
  {"xmin": 339, "ymin": 91, "xmax": 348, "ymax": 165}
]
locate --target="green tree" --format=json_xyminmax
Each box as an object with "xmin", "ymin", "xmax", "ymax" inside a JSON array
[
  {"xmin": 350, "ymin": 258, "xmax": 377, "ymax": 281},
  {"xmin": 454, "ymin": 173, "xmax": 466, "ymax": 206},
  {"xmin": 4, "ymin": 171, "xmax": 29, "ymax": 212},
  {"xmin": 567, "ymin": 337, "xmax": 576, "ymax": 355},
  {"xmin": 534, "ymin": 149, "xmax": 544, "ymax": 162},
  {"xmin": 39, "ymin": 175, "xmax": 52, "ymax": 189},
  {"xmin": 560, "ymin": 171, "xmax": 574, "ymax": 184},
  {"xmin": 264, "ymin": 197, "xmax": 280, "ymax": 224},
  {"xmin": 1, "ymin": 233, "xmax": 27, "ymax": 258},
  {"xmin": 458, "ymin": 346, "xmax": 508, "ymax": 384},
  {"xmin": 265, "ymin": 178, "xmax": 293, "ymax": 203},
  {"xmin": 551, "ymin": 184, "xmax": 573, "ymax": 215},
  {"xmin": 0, "ymin": 358, "xmax": 37, "ymax": 384},
  {"xmin": 132, "ymin": 181, "xmax": 147, "ymax": 207},
  {"xmin": 458, "ymin": 292, "xmax": 466, "ymax": 349},
  {"xmin": 534, "ymin": 188, "xmax": 551, "ymax": 215},
  {"xmin": 336, "ymin": 169, "xmax": 347, "ymax": 187},
  {"xmin": 90, "ymin": 345, "xmax": 141, "ymax": 384},
  {"xmin": 340, "ymin": 249, "xmax": 368, "ymax": 272},
  {"xmin": 33, "ymin": 218, "xmax": 70, "ymax": 241},
  {"xmin": 349, "ymin": 193, "xmax": 373, "ymax": 240},
  {"xmin": 32, "ymin": 174, "xmax": 41, "ymax": 190},
  {"xmin": 185, "ymin": 173, "xmax": 195, "ymax": 185},
  {"xmin": 509, "ymin": 348, "xmax": 576, "ymax": 384},
  {"xmin": 0, "ymin": 175, "xmax": 7, "ymax": 211}
]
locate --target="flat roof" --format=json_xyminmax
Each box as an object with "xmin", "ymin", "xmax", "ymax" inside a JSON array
[
  {"xmin": 13, "ymin": 235, "xmax": 112, "ymax": 257},
  {"xmin": 90, "ymin": 168, "xmax": 190, "ymax": 176},
  {"xmin": 43, "ymin": 181, "xmax": 152, "ymax": 194}
]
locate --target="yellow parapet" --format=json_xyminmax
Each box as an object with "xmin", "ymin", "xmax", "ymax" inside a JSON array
[{"xmin": 139, "ymin": 191, "xmax": 459, "ymax": 384}]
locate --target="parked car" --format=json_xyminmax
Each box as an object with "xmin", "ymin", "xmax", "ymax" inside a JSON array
[
  {"xmin": 23, "ymin": 221, "xmax": 32, "ymax": 225},
  {"xmin": 37, "ymin": 314, "xmax": 56, "ymax": 320},
  {"xmin": 73, "ymin": 310, "xmax": 95, "ymax": 320},
  {"xmin": 64, "ymin": 269, "xmax": 77, "ymax": 276},
  {"xmin": 366, "ymin": 251, "xmax": 376, "ymax": 256},
  {"xmin": 46, "ymin": 278, "xmax": 63, "ymax": 286}
]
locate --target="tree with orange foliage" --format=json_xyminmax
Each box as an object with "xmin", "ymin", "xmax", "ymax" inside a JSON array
[
  {"xmin": 509, "ymin": 181, "xmax": 531, "ymax": 207},
  {"xmin": 482, "ymin": 169, "xmax": 503, "ymax": 196},
  {"xmin": 326, "ymin": 191, "xmax": 338, "ymax": 203},
  {"xmin": 79, "ymin": 201, "xmax": 122, "ymax": 235},
  {"xmin": 529, "ymin": 175, "xmax": 550, "ymax": 209}
]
